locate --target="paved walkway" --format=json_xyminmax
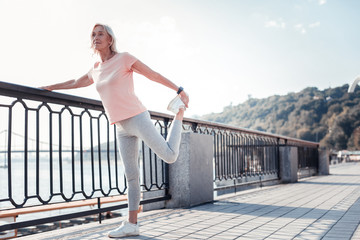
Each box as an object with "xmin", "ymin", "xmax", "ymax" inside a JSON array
[{"xmin": 21, "ymin": 162, "xmax": 360, "ymax": 240}]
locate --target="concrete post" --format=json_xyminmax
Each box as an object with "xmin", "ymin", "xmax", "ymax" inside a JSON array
[
  {"xmin": 279, "ymin": 146, "xmax": 298, "ymax": 183},
  {"xmin": 165, "ymin": 132, "xmax": 214, "ymax": 208},
  {"xmin": 318, "ymin": 148, "xmax": 329, "ymax": 175}
]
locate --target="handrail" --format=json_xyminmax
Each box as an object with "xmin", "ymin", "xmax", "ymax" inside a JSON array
[
  {"xmin": 181, "ymin": 117, "xmax": 319, "ymax": 148},
  {"xmin": 0, "ymin": 81, "xmax": 103, "ymax": 111},
  {"xmin": 0, "ymin": 81, "xmax": 319, "ymax": 148}
]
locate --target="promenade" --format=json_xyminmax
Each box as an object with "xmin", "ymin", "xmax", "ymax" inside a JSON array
[{"xmin": 20, "ymin": 162, "xmax": 360, "ymax": 240}]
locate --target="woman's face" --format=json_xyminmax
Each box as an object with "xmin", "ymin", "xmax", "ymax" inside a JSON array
[{"xmin": 92, "ymin": 25, "xmax": 112, "ymax": 52}]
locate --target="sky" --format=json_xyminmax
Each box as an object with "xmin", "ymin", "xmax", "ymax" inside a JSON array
[{"xmin": 0, "ymin": 0, "xmax": 359, "ymax": 117}]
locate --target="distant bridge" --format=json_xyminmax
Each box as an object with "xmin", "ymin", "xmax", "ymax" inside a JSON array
[
  {"xmin": 0, "ymin": 130, "xmax": 116, "ymax": 168},
  {"xmin": 0, "ymin": 129, "xmax": 73, "ymax": 153}
]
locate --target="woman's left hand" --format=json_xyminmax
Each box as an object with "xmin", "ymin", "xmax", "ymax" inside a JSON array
[{"xmin": 179, "ymin": 91, "xmax": 189, "ymax": 108}]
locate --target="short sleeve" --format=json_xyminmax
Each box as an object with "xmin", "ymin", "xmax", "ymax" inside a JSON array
[
  {"xmin": 123, "ymin": 52, "xmax": 138, "ymax": 71},
  {"xmin": 87, "ymin": 62, "xmax": 100, "ymax": 83},
  {"xmin": 87, "ymin": 68, "xmax": 94, "ymax": 83}
]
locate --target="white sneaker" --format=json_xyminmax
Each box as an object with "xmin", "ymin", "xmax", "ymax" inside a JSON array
[
  {"xmin": 167, "ymin": 94, "xmax": 186, "ymax": 114},
  {"xmin": 107, "ymin": 221, "xmax": 139, "ymax": 238}
]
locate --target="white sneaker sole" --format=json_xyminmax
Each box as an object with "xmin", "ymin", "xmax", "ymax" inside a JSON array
[
  {"xmin": 108, "ymin": 232, "xmax": 139, "ymax": 238},
  {"xmin": 167, "ymin": 95, "xmax": 185, "ymax": 114}
]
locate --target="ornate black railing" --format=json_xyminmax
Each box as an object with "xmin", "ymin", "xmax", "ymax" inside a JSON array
[
  {"xmin": 180, "ymin": 119, "xmax": 319, "ymax": 191},
  {"xmin": 297, "ymin": 145, "xmax": 319, "ymax": 178},
  {"xmin": 0, "ymin": 81, "xmax": 319, "ymax": 232},
  {"xmin": 0, "ymin": 81, "xmax": 172, "ymax": 232}
]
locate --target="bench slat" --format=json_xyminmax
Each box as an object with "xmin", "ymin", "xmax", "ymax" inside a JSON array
[{"xmin": 0, "ymin": 195, "xmax": 128, "ymax": 218}]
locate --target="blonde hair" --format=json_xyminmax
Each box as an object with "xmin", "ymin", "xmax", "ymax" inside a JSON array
[{"xmin": 91, "ymin": 23, "xmax": 118, "ymax": 54}]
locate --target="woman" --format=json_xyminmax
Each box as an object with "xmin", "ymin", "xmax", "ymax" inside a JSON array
[{"xmin": 41, "ymin": 23, "xmax": 189, "ymax": 238}]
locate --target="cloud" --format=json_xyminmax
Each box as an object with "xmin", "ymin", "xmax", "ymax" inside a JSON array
[
  {"xmin": 309, "ymin": 22, "xmax": 321, "ymax": 28},
  {"xmin": 319, "ymin": 0, "xmax": 327, "ymax": 5},
  {"xmin": 265, "ymin": 18, "xmax": 286, "ymax": 29},
  {"xmin": 294, "ymin": 24, "xmax": 306, "ymax": 34},
  {"xmin": 294, "ymin": 22, "xmax": 320, "ymax": 34}
]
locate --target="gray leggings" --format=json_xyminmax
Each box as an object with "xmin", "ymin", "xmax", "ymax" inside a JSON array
[{"xmin": 115, "ymin": 111, "xmax": 182, "ymax": 211}]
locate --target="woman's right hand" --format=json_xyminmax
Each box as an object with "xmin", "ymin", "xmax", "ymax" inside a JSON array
[{"xmin": 180, "ymin": 90, "xmax": 189, "ymax": 108}]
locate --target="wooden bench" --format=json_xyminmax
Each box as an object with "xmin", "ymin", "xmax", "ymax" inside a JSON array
[{"xmin": 0, "ymin": 195, "xmax": 139, "ymax": 239}]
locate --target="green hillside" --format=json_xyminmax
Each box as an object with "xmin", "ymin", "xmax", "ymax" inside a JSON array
[{"xmin": 201, "ymin": 84, "xmax": 360, "ymax": 150}]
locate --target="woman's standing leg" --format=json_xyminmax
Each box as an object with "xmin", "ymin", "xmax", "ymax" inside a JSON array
[
  {"xmin": 107, "ymin": 128, "xmax": 142, "ymax": 238},
  {"xmin": 116, "ymin": 128, "xmax": 141, "ymax": 224}
]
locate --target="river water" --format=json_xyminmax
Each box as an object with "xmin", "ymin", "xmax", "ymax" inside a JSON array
[{"xmin": 0, "ymin": 153, "xmax": 129, "ymax": 222}]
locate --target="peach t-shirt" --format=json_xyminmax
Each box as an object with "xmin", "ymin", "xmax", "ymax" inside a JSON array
[{"xmin": 88, "ymin": 52, "xmax": 147, "ymax": 124}]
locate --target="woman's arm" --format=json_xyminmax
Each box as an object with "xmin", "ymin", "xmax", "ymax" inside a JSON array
[
  {"xmin": 40, "ymin": 73, "xmax": 93, "ymax": 91},
  {"xmin": 131, "ymin": 60, "xmax": 189, "ymax": 107}
]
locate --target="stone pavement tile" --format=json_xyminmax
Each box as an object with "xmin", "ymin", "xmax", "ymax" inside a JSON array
[
  {"xmin": 341, "ymin": 219, "xmax": 360, "ymax": 225},
  {"xmin": 225, "ymin": 230, "xmax": 249, "ymax": 236},
  {"xmin": 241, "ymin": 232, "xmax": 271, "ymax": 239},
  {"xmin": 269, "ymin": 228, "xmax": 299, "ymax": 237},
  {"xmin": 142, "ymin": 230, "xmax": 167, "ymax": 237},
  {"xmin": 262, "ymin": 221, "xmax": 289, "ymax": 228},
  {"xmin": 227, "ymin": 226, "xmax": 251, "ymax": 233},
  {"xmin": 279, "ymin": 225, "xmax": 307, "ymax": 234},
  {"xmin": 265, "ymin": 233, "xmax": 293, "ymax": 240},
  {"xmin": 300, "ymin": 227, "xmax": 328, "ymax": 235},
  {"xmin": 181, "ymin": 234, "xmax": 211, "ymax": 239},
  {"xmin": 293, "ymin": 235, "xmax": 322, "ymax": 240},
  {"xmin": 157, "ymin": 232, "xmax": 190, "ymax": 239},
  {"xmin": 152, "ymin": 234, "xmax": 181, "ymax": 240},
  {"xmin": 324, "ymin": 232, "xmax": 353, "ymax": 239},
  {"xmin": 237, "ymin": 222, "xmax": 260, "ymax": 230},
  {"xmin": 257, "ymin": 226, "xmax": 278, "ymax": 233},
  {"xmin": 250, "ymin": 227, "xmax": 276, "ymax": 234},
  {"xmin": 207, "ymin": 235, "xmax": 237, "ymax": 240},
  {"xmin": 237, "ymin": 221, "xmax": 262, "ymax": 230},
  {"xmin": 266, "ymin": 237, "xmax": 291, "ymax": 240},
  {"xmin": 286, "ymin": 225, "xmax": 310, "ymax": 231},
  {"xmin": 179, "ymin": 223, "xmax": 203, "ymax": 230},
  {"xmin": 165, "ymin": 221, "xmax": 191, "ymax": 227},
  {"xmin": 195, "ymin": 228, "xmax": 223, "ymax": 236},
  {"xmin": 330, "ymin": 224, "xmax": 358, "ymax": 232},
  {"xmin": 151, "ymin": 227, "xmax": 178, "ymax": 234},
  {"xmin": 351, "ymin": 224, "xmax": 360, "ymax": 240},
  {"xmin": 309, "ymin": 219, "xmax": 337, "ymax": 226},
  {"xmin": 225, "ymin": 228, "xmax": 248, "ymax": 234},
  {"xmin": 204, "ymin": 224, "xmax": 230, "ymax": 232},
  {"xmin": 173, "ymin": 227, "xmax": 199, "ymax": 235},
  {"xmin": 188, "ymin": 222, "xmax": 212, "ymax": 229},
  {"xmin": 236, "ymin": 237, "xmax": 262, "ymax": 240},
  {"xmin": 295, "ymin": 232, "xmax": 325, "ymax": 240},
  {"xmin": 211, "ymin": 235, "xmax": 238, "ymax": 240},
  {"xmin": 213, "ymin": 231, "xmax": 241, "ymax": 237},
  {"xmin": 322, "ymin": 237, "xmax": 350, "ymax": 240},
  {"xmin": 180, "ymin": 237, "xmax": 205, "ymax": 240},
  {"xmin": 141, "ymin": 224, "xmax": 166, "ymax": 231},
  {"xmin": 222, "ymin": 221, "xmax": 244, "ymax": 229},
  {"xmin": 153, "ymin": 223, "xmax": 181, "ymax": 229},
  {"xmin": 154, "ymin": 219, "xmax": 179, "ymax": 224},
  {"xmin": 248, "ymin": 229, "xmax": 273, "ymax": 237},
  {"xmin": 187, "ymin": 214, "xmax": 213, "ymax": 220},
  {"xmin": 190, "ymin": 230, "xmax": 216, "ymax": 236},
  {"xmin": 170, "ymin": 230, "xmax": 195, "ymax": 237}
]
